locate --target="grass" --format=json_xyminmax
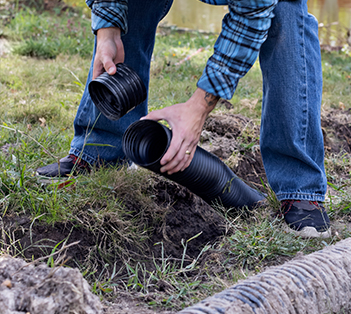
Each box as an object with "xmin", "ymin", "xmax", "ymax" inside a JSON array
[
  {"xmin": 0, "ymin": 2, "xmax": 351, "ymax": 312},
  {"xmin": 3, "ymin": 7, "xmax": 93, "ymax": 58}
]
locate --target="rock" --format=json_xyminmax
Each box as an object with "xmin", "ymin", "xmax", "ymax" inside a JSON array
[{"xmin": 0, "ymin": 256, "xmax": 102, "ymax": 314}]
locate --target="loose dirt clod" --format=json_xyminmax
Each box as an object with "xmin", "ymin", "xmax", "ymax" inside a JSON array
[{"xmin": 0, "ymin": 255, "xmax": 103, "ymax": 314}]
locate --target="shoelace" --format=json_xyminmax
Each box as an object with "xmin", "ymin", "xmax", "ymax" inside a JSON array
[
  {"xmin": 279, "ymin": 200, "xmax": 298, "ymax": 217},
  {"xmin": 68, "ymin": 154, "xmax": 91, "ymax": 171},
  {"xmin": 279, "ymin": 200, "xmax": 322, "ymax": 217}
]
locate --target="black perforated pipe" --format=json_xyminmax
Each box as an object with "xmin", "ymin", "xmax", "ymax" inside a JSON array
[
  {"xmin": 88, "ymin": 63, "xmax": 147, "ymax": 121},
  {"xmin": 122, "ymin": 119, "xmax": 265, "ymax": 210}
]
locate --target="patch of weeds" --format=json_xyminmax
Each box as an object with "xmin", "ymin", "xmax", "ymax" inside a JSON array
[
  {"xmin": 325, "ymin": 152, "xmax": 351, "ymax": 184},
  {"xmin": 101, "ymin": 237, "xmax": 215, "ymax": 311},
  {"xmin": 13, "ymin": 37, "xmax": 58, "ymax": 59},
  {"xmin": 90, "ymin": 262, "xmax": 121, "ymax": 296},
  {"xmin": 5, "ymin": 8, "xmax": 93, "ymax": 58},
  {"xmin": 225, "ymin": 218, "xmax": 299, "ymax": 269},
  {"xmin": 321, "ymin": 51, "xmax": 351, "ymax": 109},
  {"xmin": 326, "ymin": 180, "xmax": 351, "ymax": 219},
  {"xmin": 324, "ymin": 151, "xmax": 351, "ymax": 224},
  {"xmin": 0, "ymin": 54, "xmax": 88, "ymax": 127},
  {"xmin": 220, "ymin": 209, "xmax": 335, "ymax": 273}
]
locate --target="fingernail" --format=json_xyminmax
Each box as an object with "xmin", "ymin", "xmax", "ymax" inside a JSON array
[{"xmin": 108, "ymin": 67, "xmax": 115, "ymax": 74}]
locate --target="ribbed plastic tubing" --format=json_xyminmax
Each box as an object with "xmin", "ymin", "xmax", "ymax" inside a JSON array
[
  {"xmin": 88, "ymin": 63, "xmax": 147, "ymax": 121},
  {"xmin": 178, "ymin": 237, "xmax": 351, "ymax": 314},
  {"xmin": 122, "ymin": 119, "xmax": 264, "ymax": 210}
]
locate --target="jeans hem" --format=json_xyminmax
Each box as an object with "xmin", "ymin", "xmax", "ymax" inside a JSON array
[
  {"xmin": 277, "ymin": 192, "xmax": 325, "ymax": 202},
  {"xmin": 69, "ymin": 147, "xmax": 130, "ymax": 167}
]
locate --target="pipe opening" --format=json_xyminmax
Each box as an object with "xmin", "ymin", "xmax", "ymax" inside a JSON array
[
  {"xmin": 88, "ymin": 63, "xmax": 147, "ymax": 121},
  {"xmin": 123, "ymin": 120, "xmax": 171, "ymax": 167}
]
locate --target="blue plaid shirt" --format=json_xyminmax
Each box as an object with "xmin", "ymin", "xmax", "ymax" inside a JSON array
[{"xmin": 86, "ymin": 0, "xmax": 278, "ymax": 100}]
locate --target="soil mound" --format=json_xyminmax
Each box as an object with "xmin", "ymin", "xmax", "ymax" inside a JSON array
[
  {"xmin": 322, "ymin": 108, "xmax": 351, "ymax": 154},
  {"xmin": 149, "ymin": 178, "xmax": 227, "ymax": 259},
  {"xmin": 202, "ymin": 113, "xmax": 266, "ymax": 189},
  {"xmin": 0, "ymin": 256, "xmax": 102, "ymax": 314}
]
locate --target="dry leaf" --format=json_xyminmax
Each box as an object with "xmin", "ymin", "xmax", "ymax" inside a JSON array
[{"xmin": 39, "ymin": 117, "xmax": 46, "ymax": 127}]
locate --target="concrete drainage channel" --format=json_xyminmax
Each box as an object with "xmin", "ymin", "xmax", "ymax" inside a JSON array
[{"xmin": 178, "ymin": 237, "xmax": 351, "ymax": 314}]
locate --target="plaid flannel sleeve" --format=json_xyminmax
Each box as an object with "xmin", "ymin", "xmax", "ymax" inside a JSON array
[
  {"xmin": 197, "ymin": 0, "xmax": 278, "ymax": 100},
  {"xmin": 85, "ymin": 0, "xmax": 128, "ymax": 35}
]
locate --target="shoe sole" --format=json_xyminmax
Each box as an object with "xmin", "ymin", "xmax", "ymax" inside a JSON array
[
  {"xmin": 283, "ymin": 224, "xmax": 332, "ymax": 239},
  {"xmin": 36, "ymin": 163, "xmax": 138, "ymax": 184},
  {"xmin": 36, "ymin": 173, "xmax": 74, "ymax": 184}
]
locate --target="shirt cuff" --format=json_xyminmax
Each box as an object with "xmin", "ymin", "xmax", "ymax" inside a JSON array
[
  {"xmin": 197, "ymin": 63, "xmax": 239, "ymax": 100},
  {"xmin": 91, "ymin": 5, "xmax": 128, "ymax": 35}
]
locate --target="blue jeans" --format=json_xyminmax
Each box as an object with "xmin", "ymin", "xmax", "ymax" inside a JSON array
[
  {"xmin": 70, "ymin": 0, "xmax": 327, "ymax": 202},
  {"xmin": 70, "ymin": 0, "xmax": 174, "ymax": 164},
  {"xmin": 259, "ymin": 0, "xmax": 326, "ymax": 202}
]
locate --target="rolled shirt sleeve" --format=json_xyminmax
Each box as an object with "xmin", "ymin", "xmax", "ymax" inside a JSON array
[
  {"xmin": 197, "ymin": 0, "xmax": 279, "ymax": 99},
  {"xmin": 85, "ymin": 0, "xmax": 128, "ymax": 35}
]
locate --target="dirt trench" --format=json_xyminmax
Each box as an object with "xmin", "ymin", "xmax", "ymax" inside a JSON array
[{"xmin": 0, "ymin": 109, "xmax": 350, "ymax": 313}]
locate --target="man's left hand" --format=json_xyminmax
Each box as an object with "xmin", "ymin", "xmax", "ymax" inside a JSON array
[{"xmin": 142, "ymin": 88, "xmax": 219, "ymax": 175}]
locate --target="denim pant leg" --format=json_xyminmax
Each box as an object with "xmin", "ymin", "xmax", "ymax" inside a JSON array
[
  {"xmin": 70, "ymin": 0, "xmax": 173, "ymax": 164},
  {"xmin": 259, "ymin": 0, "xmax": 327, "ymax": 202}
]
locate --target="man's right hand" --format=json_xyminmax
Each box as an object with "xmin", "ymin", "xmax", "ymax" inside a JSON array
[{"xmin": 93, "ymin": 27, "xmax": 125, "ymax": 80}]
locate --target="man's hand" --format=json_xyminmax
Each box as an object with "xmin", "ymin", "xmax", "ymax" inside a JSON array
[
  {"xmin": 93, "ymin": 27, "xmax": 125, "ymax": 80},
  {"xmin": 142, "ymin": 88, "xmax": 219, "ymax": 175}
]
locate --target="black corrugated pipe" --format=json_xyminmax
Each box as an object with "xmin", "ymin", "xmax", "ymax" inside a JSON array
[
  {"xmin": 122, "ymin": 119, "xmax": 265, "ymax": 210},
  {"xmin": 88, "ymin": 64, "xmax": 264, "ymax": 210},
  {"xmin": 88, "ymin": 63, "xmax": 147, "ymax": 121}
]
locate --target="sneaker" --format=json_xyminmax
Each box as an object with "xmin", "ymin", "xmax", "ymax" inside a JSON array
[
  {"xmin": 36, "ymin": 154, "xmax": 91, "ymax": 178},
  {"xmin": 280, "ymin": 200, "xmax": 331, "ymax": 238}
]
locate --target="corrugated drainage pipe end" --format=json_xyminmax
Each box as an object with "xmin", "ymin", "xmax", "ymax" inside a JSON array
[
  {"xmin": 122, "ymin": 119, "xmax": 265, "ymax": 210},
  {"xmin": 88, "ymin": 63, "xmax": 147, "ymax": 121}
]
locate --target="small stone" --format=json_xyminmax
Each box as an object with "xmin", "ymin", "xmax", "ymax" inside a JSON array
[{"xmin": 1, "ymin": 279, "xmax": 12, "ymax": 288}]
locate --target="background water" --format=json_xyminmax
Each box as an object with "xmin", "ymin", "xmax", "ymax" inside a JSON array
[{"xmin": 163, "ymin": 0, "xmax": 351, "ymax": 46}]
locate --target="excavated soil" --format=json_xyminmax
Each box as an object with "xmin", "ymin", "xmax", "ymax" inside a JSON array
[
  {"xmin": 0, "ymin": 109, "xmax": 350, "ymax": 313},
  {"xmin": 0, "ymin": 255, "xmax": 103, "ymax": 314},
  {"xmin": 322, "ymin": 108, "xmax": 351, "ymax": 154}
]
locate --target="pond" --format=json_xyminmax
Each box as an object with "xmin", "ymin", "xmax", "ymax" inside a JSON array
[{"xmin": 163, "ymin": 0, "xmax": 351, "ymax": 47}]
